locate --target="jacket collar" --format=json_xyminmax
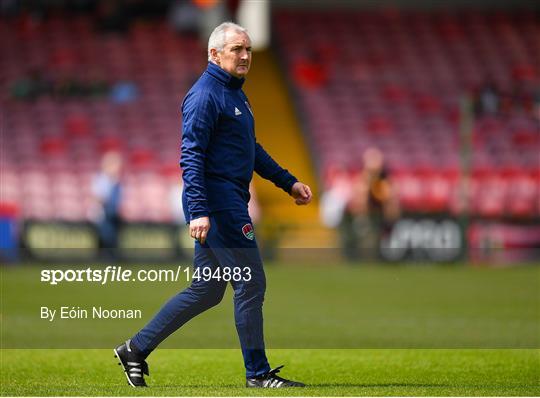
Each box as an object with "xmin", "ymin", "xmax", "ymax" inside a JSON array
[{"xmin": 206, "ymin": 62, "xmax": 245, "ymax": 90}]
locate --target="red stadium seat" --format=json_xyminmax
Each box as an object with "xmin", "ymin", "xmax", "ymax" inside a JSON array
[
  {"xmin": 472, "ymin": 173, "xmax": 508, "ymax": 218},
  {"xmin": 506, "ymin": 174, "xmax": 539, "ymax": 218},
  {"xmin": 394, "ymin": 171, "xmax": 425, "ymax": 212},
  {"xmin": 3, "ymin": 11, "xmax": 539, "ymax": 223},
  {"xmin": 65, "ymin": 114, "xmax": 92, "ymax": 137},
  {"xmin": 40, "ymin": 137, "xmax": 67, "ymax": 156}
]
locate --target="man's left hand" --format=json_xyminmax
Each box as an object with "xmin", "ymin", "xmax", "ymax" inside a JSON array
[{"xmin": 291, "ymin": 182, "xmax": 313, "ymax": 205}]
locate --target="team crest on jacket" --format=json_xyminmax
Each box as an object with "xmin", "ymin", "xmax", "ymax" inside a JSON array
[{"xmin": 242, "ymin": 223, "xmax": 255, "ymax": 240}]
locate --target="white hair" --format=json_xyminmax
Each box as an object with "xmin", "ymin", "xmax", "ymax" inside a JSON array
[{"xmin": 207, "ymin": 22, "xmax": 248, "ymax": 62}]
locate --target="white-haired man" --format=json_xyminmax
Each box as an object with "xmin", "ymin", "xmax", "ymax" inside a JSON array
[{"xmin": 114, "ymin": 22, "xmax": 311, "ymax": 388}]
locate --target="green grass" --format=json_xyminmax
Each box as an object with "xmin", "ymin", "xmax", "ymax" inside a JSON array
[
  {"xmin": 1, "ymin": 348, "xmax": 539, "ymax": 396},
  {"xmin": 1, "ymin": 263, "xmax": 539, "ymax": 395},
  {"xmin": 2, "ymin": 264, "xmax": 539, "ymax": 349}
]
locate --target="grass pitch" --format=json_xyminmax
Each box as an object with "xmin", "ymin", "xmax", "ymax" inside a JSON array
[
  {"xmin": 1, "ymin": 348, "xmax": 539, "ymax": 396},
  {"xmin": 1, "ymin": 262, "xmax": 539, "ymax": 395}
]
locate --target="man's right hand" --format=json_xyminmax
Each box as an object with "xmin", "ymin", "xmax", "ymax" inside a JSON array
[{"xmin": 189, "ymin": 216, "xmax": 211, "ymax": 245}]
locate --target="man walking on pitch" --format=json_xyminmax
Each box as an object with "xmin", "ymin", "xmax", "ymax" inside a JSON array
[{"xmin": 114, "ymin": 22, "xmax": 312, "ymax": 388}]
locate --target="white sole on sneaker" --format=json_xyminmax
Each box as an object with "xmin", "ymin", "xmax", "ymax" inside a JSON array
[{"xmin": 113, "ymin": 348, "xmax": 137, "ymax": 387}]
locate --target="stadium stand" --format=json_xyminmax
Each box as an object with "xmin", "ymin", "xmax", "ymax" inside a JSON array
[
  {"xmin": 1, "ymin": 9, "xmax": 538, "ymax": 226},
  {"xmin": 1, "ymin": 15, "xmax": 204, "ymax": 222},
  {"xmin": 274, "ymin": 9, "xmax": 539, "ymax": 219}
]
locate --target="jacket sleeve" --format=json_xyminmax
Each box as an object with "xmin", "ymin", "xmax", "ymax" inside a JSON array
[
  {"xmin": 254, "ymin": 142, "xmax": 298, "ymax": 194},
  {"xmin": 180, "ymin": 90, "xmax": 219, "ymax": 220}
]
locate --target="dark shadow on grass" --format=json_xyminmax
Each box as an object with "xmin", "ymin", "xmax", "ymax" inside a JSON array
[
  {"xmin": 119, "ymin": 382, "xmax": 536, "ymax": 390},
  {"xmin": 303, "ymin": 383, "xmax": 452, "ymax": 388},
  {"xmin": 147, "ymin": 384, "xmax": 242, "ymax": 389},
  {"xmin": 146, "ymin": 383, "xmax": 449, "ymax": 389},
  {"xmin": 311, "ymin": 383, "xmax": 532, "ymax": 389}
]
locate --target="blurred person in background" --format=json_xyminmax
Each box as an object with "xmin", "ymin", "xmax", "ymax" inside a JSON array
[
  {"xmin": 247, "ymin": 182, "xmax": 261, "ymax": 224},
  {"xmin": 10, "ymin": 68, "xmax": 51, "ymax": 101},
  {"xmin": 319, "ymin": 163, "xmax": 355, "ymax": 259},
  {"xmin": 114, "ymin": 22, "xmax": 312, "ymax": 389},
  {"xmin": 168, "ymin": 177, "xmax": 186, "ymax": 258},
  {"xmin": 92, "ymin": 151, "xmax": 123, "ymax": 257},
  {"xmin": 474, "ymin": 81, "xmax": 500, "ymax": 117},
  {"xmin": 167, "ymin": 0, "xmax": 202, "ymax": 35},
  {"xmin": 350, "ymin": 147, "xmax": 400, "ymax": 260}
]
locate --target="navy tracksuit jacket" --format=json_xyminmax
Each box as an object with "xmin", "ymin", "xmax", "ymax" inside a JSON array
[{"xmin": 131, "ymin": 62, "xmax": 297, "ymax": 378}]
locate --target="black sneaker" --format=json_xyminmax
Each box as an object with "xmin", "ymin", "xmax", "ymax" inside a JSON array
[
  {"xmin": 113, "ymin": 339, "xmax": 149, "ymax": 387},
  {"xmin": 246, "ymin": 365, "xmax": 305, "ymax": 388}
]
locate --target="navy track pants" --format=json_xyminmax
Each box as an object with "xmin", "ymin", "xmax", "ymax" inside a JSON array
[{"xmin": 131, "ymin": 210, "xmax": 270, "ymax": 378}]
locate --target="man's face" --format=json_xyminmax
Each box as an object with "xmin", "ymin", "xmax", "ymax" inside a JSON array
[{"xmin": 212, "ymin": 30, "xmax": 252, "ymax": 78}]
